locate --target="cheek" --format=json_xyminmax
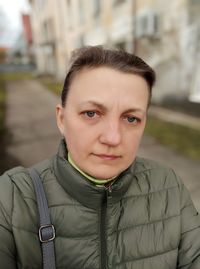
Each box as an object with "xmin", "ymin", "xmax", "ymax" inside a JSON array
[
  {"xmin": 63, "ymin": 124, "xmax": 88, "ymax": 154},
  {"xmin": 125, "ymin": 128, "xmax": 145, "ymax": 152},
  {"xmin": 62, "ymin": 121, "xmax": 77, "ymax": 146},
  {"xmin": 65, "ymin": 134, "xmax": 84, "ymax": 160}
]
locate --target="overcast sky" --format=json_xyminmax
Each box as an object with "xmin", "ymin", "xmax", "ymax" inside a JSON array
[{"xmin": 0, "ymin": 0, "xmax": 30, "ymax": 47}]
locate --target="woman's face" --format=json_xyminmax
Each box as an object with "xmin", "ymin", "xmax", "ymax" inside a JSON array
[{"xmin": 56, "ymin": 67, "xmax": 149, "ymax": 179}]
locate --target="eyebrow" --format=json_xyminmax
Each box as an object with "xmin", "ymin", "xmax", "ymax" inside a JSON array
[
  {"xmin": 80, "ymin": 101, "xmax": 107, "ymax": 111},
  {"xmin": 79, "ymin": 101, "xmax": 146, "ymax": 115}
]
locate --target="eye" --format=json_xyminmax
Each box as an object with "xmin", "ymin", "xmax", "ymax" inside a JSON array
[
  {"xmin": 84, "ymin": 111, "xmax": 97, "ymax": 118},
  {"xmin": 127, "ymin": 116, "xmax": 136, "ymax": 123},
  {"xmin": 125, "ymin": 116, "xmax": 140, "ymax": 124}
]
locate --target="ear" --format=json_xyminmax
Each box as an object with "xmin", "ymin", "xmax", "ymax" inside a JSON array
[{"xmin": 56, "ymin": 104, "xmax": 65, "ymax": 135}]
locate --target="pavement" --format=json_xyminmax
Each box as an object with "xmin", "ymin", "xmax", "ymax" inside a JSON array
[
  {"xmin": 5, "ymin": 79, "xmax": 61, "ymax": 167},
  {"xmin": 4, "ymin": 78, "xmax": 200, "ymax": 212},
  {"xmin": 148, "ymin": 106, "xmax": 200, "ymax": 130}
]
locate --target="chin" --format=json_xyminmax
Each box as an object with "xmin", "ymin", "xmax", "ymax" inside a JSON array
[{"xmin": 89, "ymin": 169, "xmax": 122, "ymax": 180}]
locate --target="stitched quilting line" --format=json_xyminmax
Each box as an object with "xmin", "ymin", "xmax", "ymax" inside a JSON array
[
  {"xmin": 51, "ymin": 234, "xmax": 97, "ymax": 240},
  {"xmin": 181, "ymin": 225, "xmax": 200, "ymax": 236},
  {"xmin": 0, "ymin": 249, "xmax": 16, "ymax": 260},
  {"xmin": 132, "ymin": 165, "xmax": 172, "ymax": 176},
  {"xmin": 12, "ymin": 225, "xmax": 97, "ymax": 239},
  {"xmin": 114, "ymin": 247, "xmax": 178, "ymax": 266},
  {"xmin": 181, "ymin": 203, "xmax": 193, "ymax": 212},
  {"xmin": 123, "ymin": 184, "xmax": 179, "ymax": 200},
  {"xmin": 109, "ymin": 213, "xmax": 180, "ymax": 235}
]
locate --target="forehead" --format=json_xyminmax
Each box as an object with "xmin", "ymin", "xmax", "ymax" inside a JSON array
[
  {"xmin": 70, "ymin": 66, "xmax": 148, "ymax": 91},
  {"xmin": 67, "ymin": 67, "xmax": 149, "ymax": 108}
]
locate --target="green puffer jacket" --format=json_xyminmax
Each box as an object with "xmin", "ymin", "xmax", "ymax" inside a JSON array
[{"xmin": 0, "ymin": 140, "xmax": 200, "ymax": 269}]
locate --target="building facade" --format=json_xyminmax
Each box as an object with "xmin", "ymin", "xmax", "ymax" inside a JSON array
[{"xmin": 29, "ymin": 0, "xmax": 200, "ymax": 103}]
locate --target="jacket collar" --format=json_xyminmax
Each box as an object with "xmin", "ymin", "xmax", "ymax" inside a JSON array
[{"xmin": 53, "ymin": 139, "xmax": 135, "ymax": 210}]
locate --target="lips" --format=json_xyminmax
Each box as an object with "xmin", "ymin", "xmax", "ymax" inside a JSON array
[{"xmin": 93, "ymin": 153, "xmax": 121, "ymax": 160}]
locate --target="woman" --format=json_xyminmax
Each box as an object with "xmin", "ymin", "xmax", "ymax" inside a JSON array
[{"xmin": 0, "ymin": 46, "xmax": 200, "ymax": 268}]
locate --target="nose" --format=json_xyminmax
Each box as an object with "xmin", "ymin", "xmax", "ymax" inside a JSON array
[{"xmin": 99, "ymin": 119, "xmax": 122, "ymax": 146}]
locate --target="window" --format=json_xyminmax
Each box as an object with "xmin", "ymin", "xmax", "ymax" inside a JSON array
[
  {"xmin": 66, "ymin": 0, "xmax": 72, "ymax": 29},
  {"xmin": 115, "ymin": 41, "xmax": 126, "ymax": 51},
  {"xmin": 79, "ymin": 0, "xmax": 85, "ymax": 24},
  {"xmin": 93, "ymin": 0, "xmax": 100, "ymax": 16},
  {"xmin": 114, "ymin": 0, "xmax": 125, "ymax": 6},
  {"xmin": 137, "ymin": 12, "xmax": 159, "ymax": 38}
]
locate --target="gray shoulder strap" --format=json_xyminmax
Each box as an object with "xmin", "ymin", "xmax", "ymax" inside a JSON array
[{"xmin": 28, "ymin": 168, "xmax": 56, "ymax": 269}]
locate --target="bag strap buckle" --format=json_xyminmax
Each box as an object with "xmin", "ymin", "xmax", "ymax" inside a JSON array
[{"xmin": 39, "ymin": 224, "xmax": 55, "ymax": 243}]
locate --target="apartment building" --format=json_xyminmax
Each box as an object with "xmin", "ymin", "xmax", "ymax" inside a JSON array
[
  {"xmin": 29, "ymin": 0, "xmax": 136, "ymax": 78},
  {"xmin": 29, "ymin": 0, "xmax": 200, "ymax": 102}
]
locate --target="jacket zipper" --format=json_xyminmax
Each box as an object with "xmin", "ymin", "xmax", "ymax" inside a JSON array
[{"xmin": 100, "ymin": 184, "xmax": 113, "ymax": 269}]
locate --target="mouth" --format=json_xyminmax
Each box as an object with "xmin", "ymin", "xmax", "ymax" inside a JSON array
[{"xmin": 93, "ymin": 153, "xmax": 121, "ymax": 160}]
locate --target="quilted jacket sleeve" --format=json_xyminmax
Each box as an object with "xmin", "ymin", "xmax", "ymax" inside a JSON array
[
  {"xmin": 177, "ymin": 175, "xmax": 200, "ymax": 268},
  {"xmin": 0, "ymin": 172, "xmax": 17, "ymax": 268}
]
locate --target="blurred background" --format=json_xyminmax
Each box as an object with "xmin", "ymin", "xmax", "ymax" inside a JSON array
[{"xmin": 0, "ymin": 0, "xmax": 200, "ymax": 208}]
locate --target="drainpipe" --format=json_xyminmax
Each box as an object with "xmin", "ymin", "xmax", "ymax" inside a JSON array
[{"xmin": 132, "ymin": 0, "xmax": 137, "ymax": 54}]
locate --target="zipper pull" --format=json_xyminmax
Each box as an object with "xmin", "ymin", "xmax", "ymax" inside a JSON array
[
  {"xmin": 108, "ymin": 184, "xmax": 112, "ymax": 194},
  {"xmin": 105, "ymin": 183, "xmax": 112, "ymax": 196}
]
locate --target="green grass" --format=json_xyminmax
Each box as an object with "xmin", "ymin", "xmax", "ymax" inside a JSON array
[
  {"xmin": 0, "ymin": 76, "xmax": 6, "ymax": 174},
  {"xmin": 0, "ymin": 71, "xmax": 35, "ymax": 173},
  {"xmin": 145, "ymin": 116, "xmax": 200, "ymax": 160},
  {"xmin": 0, "ymin": 77, "xmax": 6, "ymax": 134},
  {"xmin": 1, "ymin": 72, "xmax": 33, "ymax": 81},
  {"xmin": 39, "ymin": 76, "xmax": 62, "ymax": 96},
  {"xmin": 0, "ymin": 71, "xmax": 33, "ymax": 134}
]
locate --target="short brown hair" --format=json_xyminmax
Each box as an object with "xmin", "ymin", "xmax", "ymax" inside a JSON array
[{"xmin": 61, "ymin": 46, "xmax": 156, "ymax": 106}]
